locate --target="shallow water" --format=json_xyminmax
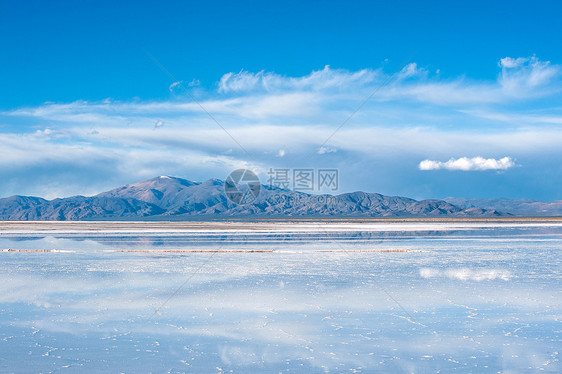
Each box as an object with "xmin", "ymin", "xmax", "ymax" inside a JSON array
[{"xmin": 0, "ymin": 222, "xmax": 561, "ymax": 372}]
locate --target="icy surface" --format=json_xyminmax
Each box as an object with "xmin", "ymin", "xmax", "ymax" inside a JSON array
[{"xmin": 0, "ymin": 222, "xmax": 560, "ymax": 372}]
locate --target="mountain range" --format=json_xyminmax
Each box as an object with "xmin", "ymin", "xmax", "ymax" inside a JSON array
[
  {"xmin": 444, "ymin": 197, "xmax": 562, "ymax": 217},
  {"xmin": 0, "ymin": 175, "xmax": 555, "ymax": 220}
]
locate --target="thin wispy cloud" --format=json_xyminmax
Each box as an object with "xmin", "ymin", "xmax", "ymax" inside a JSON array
[
  {"xmin": 0, "ymin": 56, "xmax": 561, "ymax": 199},
  {"xmin": 317, "ymin": 146, "xmax": 337, "ymax": 155},
  {"xmin": 168, "ymin": 81, "xmax": 182, "ymax": 92},
  {"xmin": 499, "ymin": 55, "xmax": 560, "ymax": 93},
  {"xmin": 218, "ymin": 65, "xmax": 379, "ymax": 93}
]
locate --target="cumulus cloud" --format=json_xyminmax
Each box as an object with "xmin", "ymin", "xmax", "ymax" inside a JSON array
[
  {"xmin": 418, "ymin": 156, "xmax": 516, "ymax": 171},
  {"xmin": 499, "ymin": 57, "xmax": 529, "ymax": 69}
]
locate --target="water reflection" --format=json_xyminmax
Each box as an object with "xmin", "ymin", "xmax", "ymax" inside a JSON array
[{"xmin": 0, "ymin": 223, "xmax": 560, "ymax": 372}]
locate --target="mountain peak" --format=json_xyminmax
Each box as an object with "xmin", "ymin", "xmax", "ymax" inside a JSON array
[
  {"xmin": 135, "ymin": 175, "xmax": 200, "ymax": 187},
  {"xmin": 202, "ymin": 178, "xmax": 224, "ymax": 186}
]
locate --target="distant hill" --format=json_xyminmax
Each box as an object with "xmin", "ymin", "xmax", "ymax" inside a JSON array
[
  {"xmin": 0, "ymin": 176, "xmax": 508, "ymax": 220},
  {"xmin": 444, "ymin": 197, "xmax": 562, "ymax": 217}
]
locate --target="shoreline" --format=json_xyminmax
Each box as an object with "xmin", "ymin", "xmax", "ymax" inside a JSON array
[{"xmin": 1, "ymin": 218, "xmax": 561, "ymax": 235}]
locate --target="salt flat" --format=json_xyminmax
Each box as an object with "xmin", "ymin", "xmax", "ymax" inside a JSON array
[{"xmin": 0, "ymin": 220, "xmax": 560, "ymax": 372}]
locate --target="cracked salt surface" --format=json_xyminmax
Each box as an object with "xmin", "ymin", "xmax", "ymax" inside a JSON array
[{"xmin": 0, "ymin": 221, "xmax": 560, "ymax": 372}]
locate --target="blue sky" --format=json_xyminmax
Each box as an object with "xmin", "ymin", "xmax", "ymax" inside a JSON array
[{"xmin": 1, "ymin": 0, "xmax": 562, "ymax": 200}]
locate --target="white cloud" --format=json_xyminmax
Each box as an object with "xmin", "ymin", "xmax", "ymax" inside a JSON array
[
  {"xmin": 168, "ymin": 79, "xmax": 200, "ymax": 92},
  {"xmin": 419, "ymin": 156, "xmax": 516, "ymax": 171},
  {"xmin": 219, "ymin": 70, "xmax": 263, "ymax": 92},
  {"xmin": 384, "ymin": 55, "xmax": 560, "ymax": 104},
  {"xmin": 499, "ymin": 57, "xmax": 529, "ymax": 69},
  {"xmin": 462, "ymin": 109, "xmax": 562, "ymax": 126},
  {"xmin": 0, "ymin": 131, "xmax": 253, "ymax": 198},
  {"xmin": 218, "ymin": 65, "xmax": 378, "ymax": 93},
  {"xmin": 6, "ymin": 56, "xmax": 560, "ymax": 125},
  {"xmin": 168, "ymin": 80, "xmax": 182, "ymax": 92},
  {"xmin": 396, "ymin": 62, "xmax": 426, "ymax": 80},
  {"xmin": 1, "ymin": 56, "xmax": 562, "ymax": 198},
  {"xmin": 498, "ymin": 55, "xmax": 559, "ymax": 95},
  {"xmin": 34, "ymin": 128, "xmax": 53, "ymax": 136},
  {"xmin": 385, "ymin": 80, "xmax": 502, "ymax": 105},
  {"xmin": 317, "ymin": 146, "xmax": 337, "ymax": 154}
]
